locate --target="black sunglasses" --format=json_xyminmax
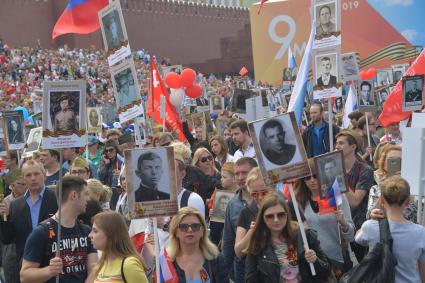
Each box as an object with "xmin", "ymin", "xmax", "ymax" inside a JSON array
[
  {"xmin": 200, "ymin": 156, "xmax": 213, "ymax": 163},
  {"xmin": 104, "ymin": 148, "xmax": 115, "ymax": 153},
  {"xmin": 178, "ymin": 223, "xmax": 202, "ymax": 232}
]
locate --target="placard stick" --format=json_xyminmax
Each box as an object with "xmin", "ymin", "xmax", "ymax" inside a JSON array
[
  {"xmin": 153, "ymin": 218, "xmax": 161, "ymax": 282},
  {"xmin": 364, "ymin": 113, "xmax": 373, "ymax": 161},
  {"xmin": 328, "ymin": 99, "xmax": 334, "ymax": 151},
  {"xmin": 55, "ymin": 149, "xmax": 64, "ymax": 283},
  {"xmin": 16, "ymin": 149, "xmax": 22, "ymax": 167},
  {"xmin": 288, "ymin": 183, "xmax": 316, "ymax": 276}
]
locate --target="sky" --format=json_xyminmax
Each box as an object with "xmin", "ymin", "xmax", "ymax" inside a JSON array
[{"xmin": 368, "ymin": 0, "xmax": 425, "ymax": 47}]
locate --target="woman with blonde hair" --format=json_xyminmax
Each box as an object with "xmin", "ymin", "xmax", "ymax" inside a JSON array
[
  {"xmin": 166, "ymin": 207, "xmax": 226, "ymax": 282},
  {"xmin": 88, "ymin": 211, "xmax": 149, "ymax": 283},
  {"xmin": 245, "ymin": 193, "xmax": 332, "ymax": 283},
  {"xmin": 209, "ymin": 135, "xmax": 234, "ymax": 169},
  {"xmin": 192, "ymin": 147, "xmax": 220, "ymax": 181}
]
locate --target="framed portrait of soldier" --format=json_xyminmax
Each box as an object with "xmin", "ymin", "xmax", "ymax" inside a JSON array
[
  {"xmin": 87, "ymin": 107, "xmax": 102, "ymax": 134},
  {"xmin": 402, "ymin": 75, "xmax": 424, "ymax": 112},
  {"xmin": 23, "ymin": 127, "xmax": 42, "ymax": 158},
  {"xmin": 357, "ymin": 80, "xmax": 376, "ymax": 112},
  {"xmin": 210, "ymin": 95, "xmax": 224, "ymax": 114},
  {"xmin": 98, "ymin": 0, "xmax": 131, "ymax": 66},
  {"xmin": 125, "ymin": 147, "xmax": 178, "ymax": 219},
  {"xmin": 210, "ymin": 190, "xmax": 235, "ymax": 223},
  {"xmin": 340, "ymin": 52, "xmax": 359, "ymax": 82},
  {"xmin": 4, "ymin": 110, "xmax": 25, "ymax": 150},
  {"xmin": 392, "ymin": 64, "xmax": 408, "ymax": 83},
  {"xmin": 42, "ymin": 80, "xmax": 86, "ymax": 149},
  {"xmin": 282, "ymin": 67, "xmax": 297, "ymax": 85},
  {"xmin": 111, "ymin": 58, "xmax": 143, "ymax": 123},
  {"xmin": 235, "ymin": 80, "xmax": 247, "ymax": 89},
  {"xmin": 0, "ymin": 117, "xmax": 8, "ymax": 156},
  {"xmin": 231, "ymin": 89, "xmax": 253, "ymax": 114},
  {"xmin": 134, "ymin": 115, "xmax": 148, "ymax": 146},
  {"xmin": 334, "ymin": 97, "xmax": 344, "ymax": 112},
  {"xmin": 313, "ymin": 50, "xmax": 342, "ymax": 99},
  {"xmin": 313, "ymin": 0, "xmax": 341, "ymax": 49},
  {"xmin": 377, "ymin": 69, "xmax": 394, "ymax": 86},
  {"xmin": 376, "ymin": 87, "xmax": 390, "ymax": 106},
  {"xmin": 314, "ymin": 151, "xmax": 347, "ymax": 200},
  {"xmin": 249, "ymin": 112, "xmax": 310, "ymax": 185}
]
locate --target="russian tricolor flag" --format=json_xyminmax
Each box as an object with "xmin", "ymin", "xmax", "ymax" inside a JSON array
[{"xmin": 52, "ymin": 0, "xmax": 108, "ymax": 42}]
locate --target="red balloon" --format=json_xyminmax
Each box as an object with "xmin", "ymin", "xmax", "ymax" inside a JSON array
[
  {"xmin": 359, "ymin": 71, "xmax": 367, "ymax": 80},
  {"xmin": 185, "ymin": 84, "xmax": 202, "ymax": 98},
  {"xmin": 165, "ymin": 72, "xmax": 182, "ymax": 89},
  {"xmin": 367, "ymin": 68, "xmax": 377, "ymax": 79},
  {"xmin": 180, "ymin": 68, "xmax": 196, "ymax": 87}
]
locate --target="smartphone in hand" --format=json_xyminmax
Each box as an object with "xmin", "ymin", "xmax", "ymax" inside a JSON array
[{"xmin": 386, "ymin": 156, "xmax": 401, "ymax": 177}]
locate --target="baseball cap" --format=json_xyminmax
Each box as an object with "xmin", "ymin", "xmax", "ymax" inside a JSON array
[{"xmin": 113, "ymin": 122, "xmax": 122, "ymax": 129}]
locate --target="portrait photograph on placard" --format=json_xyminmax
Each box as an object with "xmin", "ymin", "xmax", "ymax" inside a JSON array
[
  {"xmin": 334, "ymin": 97, "xmax": 344, "ymax": 112},
  {"xmin": 98, "ymin": 0, "xmax": 131, "ymax": 65},
  {"xmin": 358, "ymin": 80, "xmax": 376, "ymax": 112},
  {"xmin": 23, "ymin": 127, "xmax": 42, "ymax": 157},
  {"xmin": 134, "ymin": 116, "xmax": 149, "ymax": 145},
  {"xmin": 87, "ymin": 107, "xmax": 102, "ymax": 134},
  {"xmin": 313, "ymin": 0, "xmax": 341, "ymax": 49},
  {"xmin": 392, "ymin": 64, "xmax": 408, "ymax": 83},
  {"xmin": 4, "ymin": 110, "xmax": 25, "ymax": 150},
  {"xmin": 32, "ymin": 112, "xmax": 42, "ymax": 127},
  {"xmin": 111, "ymin": 58, "xmax": 143, "ymax": 123},
  {"xmin": 210, "ymin": 190, "xmax": 235, "ymax": 223},
  {"xmin": 377, "ymin": 69, "xmax": 394, "ymax": 86},
  {"xmin": 376, "ymin": 86, "xmax": 390, "ymax": 106},
  {"xmin": 340, "ymin": 52, "xmax": 359, "ymax": 82},
  {"xmin": 42, "ymin": 81, "xmax": 86, "ymax": 149},
  {"xmin": 230, "ymin": 88, "xmax": 252, "ymax": 114},
  {"xmin": 249, "ymin": 112, "xmax": 310, "ymax": 185},
  {"xmin": 402, "ymin": 75, "xmax": 424, "ymax": 112},
  {"xmin": 125, "ymin": 147, "xmax": 178, "ymax": 219},
  {"xmin": 314, "ymin": 151, "xmax": 347, "ymax": 200},
  {"xmin": 235, "ymin": 80, "xmax": 247, "ymax": 89},
  {"xmin": 313, "ymin": 51, "xmax": 342, "ymax": 99},
  {"xmin": 162, "ymin": 64, "xmax": 183, "ymax": 77},
  {"xmin": 0, "ymin": 118, "xmax": 8, "ymax": 156},
  {"xmin": 210, "ymin": 95, "xmax": 224, "ymax": 113},
  {"xmin": 282, "ymin": 67, "xmax": 297, "ymax": 85}
]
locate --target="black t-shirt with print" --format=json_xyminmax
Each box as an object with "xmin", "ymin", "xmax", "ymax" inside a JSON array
[{"xmin": 23, "ymin": 218, "xmax": 96, "ymax": 283}]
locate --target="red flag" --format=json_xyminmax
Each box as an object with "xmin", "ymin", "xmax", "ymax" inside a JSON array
[
  {"xmin": 257, "ymin": 0, "xmax": 269, "ymax": 14},
  {"xmin": 52, "ymin": 0, "xmax": 108, "ymax": 42},
  {"xmin": 239, "ymin": 66, "xmax": 248, "ymax": 76},
  {"xmin": 147, "ymin": 60, "xmax": 186, "ymax": 141},
  {"xmin": 379, "ymin": 49, "xmax": 425, "ymax": 127}
]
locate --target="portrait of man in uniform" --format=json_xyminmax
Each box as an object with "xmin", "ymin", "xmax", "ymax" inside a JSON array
[
  {"xmin": 134, "ymin": 151, "xmax": 170, "ymax": 202},
  {"xmin": 114, "ymin": 68, "xmax": 138, "ymax": 108}
]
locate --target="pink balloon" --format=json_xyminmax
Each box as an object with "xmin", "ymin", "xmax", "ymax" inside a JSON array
[
  {"xmin": 185, "ymin": 84, "xmax": 202, "ymax": 98},
  {"xmin": 181, "ymin": 68, "xmax": 196, "ymax": 87}
]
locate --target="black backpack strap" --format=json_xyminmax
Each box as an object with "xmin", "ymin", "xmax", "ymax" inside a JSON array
[
  {"xmin": 180, "ymin": 190, "xmax": 192, "ymax": 208},
  {"xmin": 379, "ymin": 219, "xmax": 393, "ymax": 245},
  {"xmin": 121, "ymin": 257, "xmax": 127, "ymax": 283}
]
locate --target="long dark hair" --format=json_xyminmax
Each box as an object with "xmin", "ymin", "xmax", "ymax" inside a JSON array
[
  {"xmin": 247, "ymin": 193, "xmax": 298, "ymax": 255},
  {"xmin": 209, "ymin": 135, "xmax": 228, "ymax": 165}
]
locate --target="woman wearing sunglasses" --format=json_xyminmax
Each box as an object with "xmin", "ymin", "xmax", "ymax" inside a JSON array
[
  {"xmin": 295, "ymin": 159, "xmax": 354, "ymax": 278},
  {"xmin": 192, "ymin": 148, "xmax": 221, "ymax": 182},
  {"xmin": 245, "ymin": 193, "xmax": 332, "ymax": 283},
  {"xmin": 166, "ymin": 207, "xmax": 227, "ymax": 282}
]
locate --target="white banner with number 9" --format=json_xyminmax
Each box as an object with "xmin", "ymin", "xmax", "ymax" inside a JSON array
[{"xmin": 268, "ymin": 15, "xmax": 296, "ymax": 60}]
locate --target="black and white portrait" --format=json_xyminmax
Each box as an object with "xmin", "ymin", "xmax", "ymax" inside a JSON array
[
  {"xmin": 125, "ymin": 147, "xmax": 178, "ymax": 219},
  {"xmin": 114, "ymin": 67, "xmax": 138, "ymax": 108},
  {"xmin": 235, "ymin": 80, "xmax": 247, "ymax": 89},
  {"xmin": 315, "ymin": 2, "xmax": 337, "ymax": 37},
  {"xmin": 341, "ymin": 52, "xmax": 359, "ymax": 81},
  {"xmin": 230, "ymin": 89, "xmax": 253, "ymax": 114},
  {"xmin": 358, "ymin": 80, "xmax": 376, "ymax": 112},
  {"xmin": 210, "ymin": 95, "xmax": 224, "ymax": 113},
  {"xmin": 314, "ymin": 151, "xmax": 347, "ymax": 199},
  {"xmin": 211, "ymin": 190, "xmax": 235, "ymax": 223},
  {"xmin": 50, "ymin": 91, "xmax": 80, "ymax": 131},
  {"xmin": 402, "ymin": 75, "xmax": 424, "ymax": 112},
  {"xmin": 378, "ymin": 88, "xmax": 389, "ymax": 105},
  {"xmin": 101, "ymin": 8, "xmax": 125, "ymax": 51},
  {"xmin": 0, "ymin": 118, "xmax": 7, "ymax": 155},
  {"xmin": 87, "ymin": 107, "xmax": 102, "ymax": 134},
  {"xmin": 377, "ymin": 69, "xmax": 394, "ymax": 86},
  {"xmin": 4, "ymin": 111, "xmax": 25, "ymax": 149},
  {"xmin": 23, "ymin": 127, "xmax": 42, "ymax": 156},
  {"xmin": 334, "ymin": 97, "xmax": 344, "ymax": 112},
  {"xmin": 282, "ymin": 67, "xmax": 297, "ymax": 83},
  {"xmin": 315, "ymin": 53, "xmax": 338, "ymax": 87}
]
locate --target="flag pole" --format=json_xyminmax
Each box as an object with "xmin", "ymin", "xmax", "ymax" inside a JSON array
[
  {"xmin": 365, "ymin": 113, "xmax": 372, "ymax": 161},
  {"xmin": 55, "ymin": 149, "xmax": 63, "ymax": 283},
  {"xmin": 328, "ymin": 99, "xmax": 334, "ymax": 151},
  {"xmin": 153, "ymin": 218, "xmax": 161, "ymax": 282}
]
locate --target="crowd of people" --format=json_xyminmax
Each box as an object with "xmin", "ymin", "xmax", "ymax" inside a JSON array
[{"xmin": 0, "ymin": 42, "xmax": 424, "ymax": 283}]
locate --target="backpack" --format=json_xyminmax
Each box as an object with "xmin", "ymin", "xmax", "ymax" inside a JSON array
[{"xmin": 339, "ymin": 219, "xmax": 397, "ymax": 283}]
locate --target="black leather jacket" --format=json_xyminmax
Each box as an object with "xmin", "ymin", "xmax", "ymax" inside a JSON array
[{"xmin": 245, "ymin": 229, "xmax": 332, "ymax": 283}]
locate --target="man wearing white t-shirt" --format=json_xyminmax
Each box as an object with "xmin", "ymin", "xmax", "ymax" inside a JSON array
[{"xmin": 230, "ymin": 119, "xmax": 256, "ymax": 162}]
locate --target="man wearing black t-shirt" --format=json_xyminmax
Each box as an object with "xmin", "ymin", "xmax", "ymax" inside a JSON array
[{"xmin": 20, "ymin": 176, "xmax": 98, "ymax": 283}]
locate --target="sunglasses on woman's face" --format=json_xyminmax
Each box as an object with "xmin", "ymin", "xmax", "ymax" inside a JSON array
[
  {"xmin": 178, "ymin": 223, "xmax": 202, "ymax": 232},
  {"xmin": 250, "ymin": 190, "xmax": 269, "ymax": 199},
  {"xmin": 264, "ymin": 211, "xmax": 287, "ymax": 221},
  {"xmin": 104, "ymin": 148, "xmax": 115, "ymax": 153},
  {"xmin": 200, "ymin": 156, "xmax": 213, "ymax": 163}
]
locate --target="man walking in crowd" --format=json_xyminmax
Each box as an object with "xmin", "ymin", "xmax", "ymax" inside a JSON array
[
  {"xmin": 20, "ymin": 176, "xmax": 98, "ymax": 283},
  {"xmin": 230, "ymin": 120, "xmax": 256, "ymax": 162},
  {"xmin": 335, "ymin": 130, "xmax": 374, "ymax": 262},
  {"xmin": 39, "ymin": 149, "xmax": 68, "ymax": 186},
  {"xmin": 223, "ymin": 157, "xmax": 257, "ymax": 283},
  {"xmin": 302, "ymin": 103, "xmax": 340, "ymax": 158},
  {"xmin": 0, "ymin": 160, "xmax": 58, "ymax": 279},
  {"xmin": 1, "ymin": 150, "xmax": 19, "ymax": 195}
]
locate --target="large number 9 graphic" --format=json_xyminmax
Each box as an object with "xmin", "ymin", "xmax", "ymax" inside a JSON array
[{"xmin": 268, "ymin": 15, "xmax": 296, "ymax": 60}]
